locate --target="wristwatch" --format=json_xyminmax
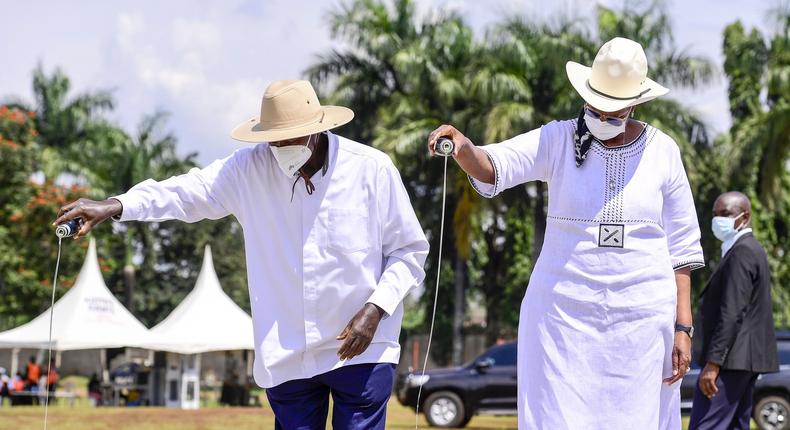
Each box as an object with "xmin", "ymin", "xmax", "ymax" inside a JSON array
[{"xmin": 675, "ymin": 323, "xmax": 694, "ymax": 339}]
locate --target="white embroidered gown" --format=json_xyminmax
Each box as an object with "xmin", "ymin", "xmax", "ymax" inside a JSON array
[{"xmin": 470, "ymin": 119, "xmax": 705, "ymax": 430}]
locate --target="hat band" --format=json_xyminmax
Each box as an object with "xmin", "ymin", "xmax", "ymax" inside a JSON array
[
  {"xmin": 587, "ymin": 80, "xmax": 652, "ymax": 101},
  {"xmin": 261, "ymin": 110, "xmax": 326, "ymax": 131}
]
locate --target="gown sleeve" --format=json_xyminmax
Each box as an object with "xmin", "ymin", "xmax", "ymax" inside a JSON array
[
  {"xmin": 661, "ymin": 140, "xmax": 705, "ymax": 270},
  {"xmin": 468, "ymin": 124, "xmax": 554, "ymax": 198}
]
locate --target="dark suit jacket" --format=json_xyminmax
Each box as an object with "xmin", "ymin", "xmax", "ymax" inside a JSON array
[{"xmin": 695, "ymin": 232, "xmax": 778, "ymax": 373}]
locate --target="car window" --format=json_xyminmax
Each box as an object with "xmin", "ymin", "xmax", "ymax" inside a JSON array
[
  {"xmin": 778, "ymin": 341, "xmax": 790, "ymax": 365},
  {"xmin": 483, "ymin": 343, "xmax": 517, "ymax": 366},
  {"xmin": 690, "ymin": 339, "xmax": 790, "ymax": 369}
]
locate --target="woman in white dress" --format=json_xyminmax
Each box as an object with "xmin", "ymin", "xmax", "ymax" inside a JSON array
[{"xmin": 428, "ymin": 37, "xmax": 704, "ymax": 429}]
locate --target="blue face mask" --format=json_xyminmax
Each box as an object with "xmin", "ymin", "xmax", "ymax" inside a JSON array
[{"xmin": 711, "ymin": 212, "xmax": 744, "ymax": 242}]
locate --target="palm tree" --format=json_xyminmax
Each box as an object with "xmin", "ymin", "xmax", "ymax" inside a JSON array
[
  {"xmin": 308, "ymin": 0, "xmax": 485, "ymax": 365},
  {"xmin": 4, "ymin": 65, "xmax": 115, "ymax": 181},
  {"xmin": 717, "ymin": 11, "xmax": 790, "ymax": 326},
  {"xmin": 468, "ymin": 3, "xmax": 715, "ymax": 336},
  {"xmin": 308, "ymin": 0, "xmax": 720, "ymax": 360},
  {"xmin": 722, "ymin": 14, "xmax": 790, "ymax": 207},
  {"xmin": 88, "ymin": 112, "xmax": 197, "ymax": 312}
]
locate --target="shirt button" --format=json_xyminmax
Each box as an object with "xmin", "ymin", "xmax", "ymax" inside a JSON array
[{"xmin": 608, "ymin": 180, "xmax": 616, "ymax": 190}]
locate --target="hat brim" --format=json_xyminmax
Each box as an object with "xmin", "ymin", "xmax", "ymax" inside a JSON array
[
  {"xmin": 566, "ymin": 61, "xmax": 669, "ymax": 112},
  {"xmin": 229, "ymin": 105, "xmax": 355, "ymax": 143}
]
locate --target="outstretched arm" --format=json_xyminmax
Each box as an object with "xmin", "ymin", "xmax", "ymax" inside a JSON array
[
  {"xmin": 428, "ymin": 124, "xmax": 494, "ymax": 184},
  {"xmin": 54, "ymin": 154, "xmax": 239, "ymax": 238}
]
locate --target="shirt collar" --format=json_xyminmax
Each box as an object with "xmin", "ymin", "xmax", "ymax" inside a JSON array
[
  {"xmin": 722, "ymin": 227, "xmax": 752, "ymax": 256},
  {"xmin": 312, "ymin": 131, "xmax": 338, "ymax": 184}
]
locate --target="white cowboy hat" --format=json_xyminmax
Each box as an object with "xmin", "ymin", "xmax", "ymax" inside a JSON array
[
  {"xmin": 230, "ymin": 80, "xmax": 354, "ymax": 143},
  {"xmin": 566, "ymin": 37, "xmax": 669, "ymax": 112}
]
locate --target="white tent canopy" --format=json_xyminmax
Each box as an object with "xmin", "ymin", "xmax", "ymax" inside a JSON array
[
  {"xmin": 0, "ymin": 238, "xmax": 152, "ymax": 351},
  {"xmin": 141, "ymin": 245, "xmax": 254, "ymax": 354}
]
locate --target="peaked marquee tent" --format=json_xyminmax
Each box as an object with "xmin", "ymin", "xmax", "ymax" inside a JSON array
[
  {"xmin": 0, "ymin": 240, "xmax": 254, "ymax": 406},
  {"xmin": 141, "ymin": 245, "xmax": 254, "ymax": 409},
  {"xmin": 142, "ymin": 244, "xmax": 254, "ymax": 354},
  {"xmin": 0, "ymin": 238, "xmax": 152, "ymax": 351}
]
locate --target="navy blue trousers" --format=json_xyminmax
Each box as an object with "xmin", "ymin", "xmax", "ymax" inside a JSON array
[
  {"xmin": 265, "ymin": 363, "xmax": 395, "ymax": 430},
  {"xmin": 689, "ymin": 369, "xmax": 759, "ymax": 430}
]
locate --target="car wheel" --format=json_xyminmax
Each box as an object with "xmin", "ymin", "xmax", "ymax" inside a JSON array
[
  {"xmin": 754, "ymin": 395, "xmax": 790, "ymax": 430},
  {"xmin": 423, "ymin": 391, "xmax": 470, "ymax": 428}
]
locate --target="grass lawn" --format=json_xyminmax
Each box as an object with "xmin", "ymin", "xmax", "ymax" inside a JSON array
[
  {"xmin": 0, "ymin": 397, "xmax": 521, "ymax": 430},
  {"xmin": 0, "ymin": 398, "xmax": 750, "ymax": 429}
]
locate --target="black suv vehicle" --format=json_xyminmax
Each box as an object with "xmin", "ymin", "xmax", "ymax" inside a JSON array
[
  {"xmin": 681, "ymin": 331, "xmax": 790, "ymax": 430},
  {"xmin": 396, "ymin": 342, "xmax": 517, "ymax": 427},
  {"xmin": 398, "ymin": 335, "xmax": 790, "ymax": 429}
]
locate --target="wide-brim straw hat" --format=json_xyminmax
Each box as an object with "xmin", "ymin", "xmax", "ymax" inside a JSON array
[
  {"xmin": 230, "ymin": 80, "xmax": 354, "ymax": 143},
  {"xmin": 566, "ymin": 37, "xmax": 669, "ymax": 112}
]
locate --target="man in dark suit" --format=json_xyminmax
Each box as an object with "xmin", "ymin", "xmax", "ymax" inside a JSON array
[{"xmin": 690, "ymin": 191, "xmax": 779, "ymax": 430}]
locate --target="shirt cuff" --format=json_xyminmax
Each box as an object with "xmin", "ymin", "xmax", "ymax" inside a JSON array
[
  {"xmin": 366, "ymin": 286, "xmax": 401, "ymax": 317},
  {"xmin": 111, "ymin": 193, "xmax": 142, "ymax": 222},
  {"xmin": 467, "ymin": 148, "xmax": 500, "ymax": 198}
]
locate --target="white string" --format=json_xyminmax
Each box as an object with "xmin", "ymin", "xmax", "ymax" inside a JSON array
[
  {"xmin": 44, "ymin": 237, "xmax": 62, "ymax": 430},
  {"xmin": 415, "ymin": 155, "xmax": 449, "ymax": 429}
]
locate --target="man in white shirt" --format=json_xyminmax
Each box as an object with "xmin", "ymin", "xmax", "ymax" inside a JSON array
[{"xmin": 54, "ymin": 80, "xmax": 429, "ymax": 429}]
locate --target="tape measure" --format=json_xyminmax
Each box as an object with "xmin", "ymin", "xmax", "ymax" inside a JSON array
[
  {"xmin": 435, "ymin": 137, "xmax": 455, "ymax": 157},
  {"xmin": 414, "ymin": 143, "xmax": 452, "ymax": 428}
]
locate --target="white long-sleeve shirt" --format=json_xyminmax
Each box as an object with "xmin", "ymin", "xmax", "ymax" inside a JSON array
[{"xmin": 113, "ymin": 132, "xmax": 429, "ymax": 388}]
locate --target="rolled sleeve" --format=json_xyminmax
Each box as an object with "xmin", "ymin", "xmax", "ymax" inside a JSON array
[{"xmin": 368, "ymin": 161, "xmax": 429, "ymax": 316}]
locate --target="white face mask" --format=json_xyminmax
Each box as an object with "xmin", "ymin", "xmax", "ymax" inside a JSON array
[
  {"xmin": 711, "ymin": 212, "xmax": 745, "ymax": 242},
  {"xmin": 269, "ymin": 135, "xmax": 314, "ymax": 177},
  {"xmin": 584, "ymin": 110, "xmax": 629, "ymax": 141}
]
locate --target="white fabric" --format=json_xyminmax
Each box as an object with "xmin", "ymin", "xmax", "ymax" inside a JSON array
[
  {"xmin": 470, "ymin": 120, "xmax": 704, "ymax": 430},
  {"xmin": 113, "ymin": 132, "xmax": 428, "ymax": 388},
  {"xmin": 141, "ymin": 245, "xmax": 254, "ymax": 354},
  {"xmin": 0, "ymin": 238, "xmax": 152, "ymax": 351},
  {"xmin": 722, "ymin": 227, "xmax": 753, "ymax": 256}
]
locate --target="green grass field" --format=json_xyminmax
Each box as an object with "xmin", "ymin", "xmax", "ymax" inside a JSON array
[
  {"xmin": 0, "ymin": 398, "xmax": 520, "ymax": 430},
  {"xmin": 0, "ymin": 379, "xmax": 751, "ymax": 430},
  {"xmin": 0, "ymin": 399, "xmax": 716, "ymax": 429}
]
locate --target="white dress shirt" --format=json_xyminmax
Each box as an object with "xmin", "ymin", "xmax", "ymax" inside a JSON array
[
  {"xmin": 113, "ymin": 132, "xmax": 428, "ymax": 388},
  {"xmin": 722, "ymin": 227, "xmax": 753, "ymax": 256}
]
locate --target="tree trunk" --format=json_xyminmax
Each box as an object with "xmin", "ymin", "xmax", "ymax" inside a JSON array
[
  {"xmin": 451, "ymin": 256, "xmax": 466, "ymax": 366},
  {"xmin": 485, "ymin": 300, "xmax": 501, "ymax": 346}
]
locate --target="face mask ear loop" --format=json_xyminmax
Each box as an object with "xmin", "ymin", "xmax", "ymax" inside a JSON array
[{"xmin": 733, "ymin": 212, "xmax": 746, "ymax": 231}]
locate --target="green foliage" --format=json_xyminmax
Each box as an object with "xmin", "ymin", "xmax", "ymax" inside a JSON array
[
  {"xmin": 716, "ymin": 12, "xmax": 790, "ymax": 326},
  {"xmin": 1, "ymin": 1, "xmax": 787, "ymax": 364},
  {"xmin": 306, "ymin": 0, "xmax": 788, "ymax": 366},
  {"xmin": 0, "ymin": 68, "xmax": 248, "ymax": 331},
  {"xmin": 0, "ymin": 106, "xmax": 87, "ymax": 329}
]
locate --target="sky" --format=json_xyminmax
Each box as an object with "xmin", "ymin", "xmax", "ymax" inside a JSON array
[{"xmin": 0, "ymin": 0, "xmax": 778, "ymax": 166}]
